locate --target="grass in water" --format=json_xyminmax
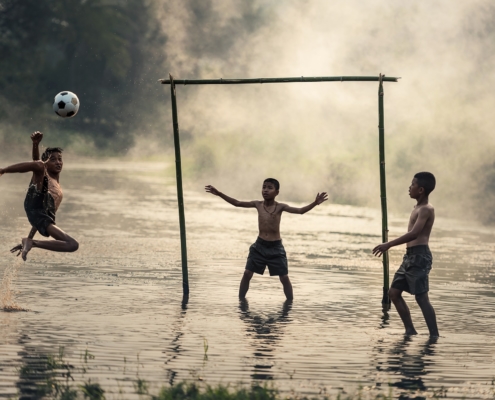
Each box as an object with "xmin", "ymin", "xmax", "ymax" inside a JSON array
[{"xmin": 11, "ymin": 348, "xmax": 495, "ymax": 399}]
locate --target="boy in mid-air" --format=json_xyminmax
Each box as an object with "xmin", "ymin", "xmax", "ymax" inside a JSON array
[
  {"xmin": 1, "ymin": 131, "xmax": 79, "ymax": 261},
  {"xmin": 205, "ymin": 179, "xmax": 327, "ymax": 301},
  {"xmin": 373, "ymin": 172, "xmax": 439, "ymax": 337}
]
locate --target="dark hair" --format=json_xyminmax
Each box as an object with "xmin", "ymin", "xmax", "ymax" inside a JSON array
[
  {"xmin": 414, "ymin": 172, "xmax": 436, "ymax": 196},
  {"xmin": 42, "ymin": 147, "xmax": 63, "ymax": 162},
  {"xmin": 263, "ymin": 178, "xmax": 280, "ymax": 190}
]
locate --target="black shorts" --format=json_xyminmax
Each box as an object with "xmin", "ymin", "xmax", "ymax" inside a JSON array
[
  {"xmin": 391, "ymin": 245, "xmax": 432, "ymax": 295},
  {"xmin": 25, "ymin": 209, "xmax": 55, "ymax": 237},
  {"xmin": 24, "ymin": 184, "xmax": 56, "ymax": 238},
  {"xmin": 245, "ymin": 237, "xmax": 288, "ymax": 276}
]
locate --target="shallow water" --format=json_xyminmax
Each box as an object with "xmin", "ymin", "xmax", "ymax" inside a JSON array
[{"xmin": 1, "ymin": 162, "xmax": 494, "ymax": 399}]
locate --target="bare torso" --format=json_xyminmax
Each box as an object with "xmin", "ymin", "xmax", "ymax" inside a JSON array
[
  {"xmin": 47, "ymin": 174, "xmax": 63, "ymax": 211},
  {"xmin": 407, "ymin": 204, "xmax": 435, "ymax": 247},
  {"xmin": 255, "ymin": 201, "xmax": 285, "ymax": 241},
  {"xmin": 30, "ymin": 167, "xmax": 63, "ymax": 211}
]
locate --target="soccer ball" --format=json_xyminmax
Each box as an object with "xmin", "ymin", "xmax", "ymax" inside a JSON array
[{"xmin": 53, "ymin": 91, "xmax": 80, "ymax": 118}]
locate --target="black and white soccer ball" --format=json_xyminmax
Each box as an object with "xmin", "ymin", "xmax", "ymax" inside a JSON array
[{"xmin": 53, "ymin": 91, "xmax": 80, "ymax": 118}]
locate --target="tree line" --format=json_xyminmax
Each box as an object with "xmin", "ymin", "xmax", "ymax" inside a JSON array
[{"xmin": 0, "ymin": 0, "xmax": 166, "ymax": 152}]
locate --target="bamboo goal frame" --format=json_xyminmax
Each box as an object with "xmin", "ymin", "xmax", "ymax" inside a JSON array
[{"xmin": 159, "ymin": 74, "xmax": 399, "ymax": 305}]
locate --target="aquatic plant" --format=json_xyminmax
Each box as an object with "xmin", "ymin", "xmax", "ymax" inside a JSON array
[
  {"xmin": 153, "ymin": 382, "xmax": 278, "ymax": 400},
  {"xmin": 79, "ymin": 379, "xmax": 105, "ymax": 400},
  {"xmin": 203, "ymin": 338, "xmax": 209, "ymax": 361},
  {"xmin": 13, "ymin": 348, "xmax": 494, "ymax": 400}
]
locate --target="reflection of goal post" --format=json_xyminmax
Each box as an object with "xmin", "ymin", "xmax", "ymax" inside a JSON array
[{"xmin": 160, "ymin": 74, "xmax": 399, "ymax": 305}]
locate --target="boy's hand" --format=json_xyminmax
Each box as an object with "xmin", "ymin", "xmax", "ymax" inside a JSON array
[
  {"xmin": 0, "ymin": 168, "xmax": 4, "ymax": 177},
  {"xmin": 315, "ymin": 192, "xmax": 328, "ymax": 205},
  {"xmin": 205, "ymin": 185, "xmax": 220, "ymax": 196},
  {"xmin": 372, "ymin": 243, "xmax": 390, "ymax": 257},
  {"xmin": 31, "ymin": 131, "xmax": 43, "ymax": 144}
]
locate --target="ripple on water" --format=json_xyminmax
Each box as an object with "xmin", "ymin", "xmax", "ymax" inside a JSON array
[{"xmin": 0, "ymin": 163, "xmax": 494, "ymax": 399}]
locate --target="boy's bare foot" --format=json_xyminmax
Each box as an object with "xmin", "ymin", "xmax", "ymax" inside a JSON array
[
  {"xmin": 21, "ymin": 238, "xmax": 33, "ymax": 261},
  {"xmin": 10, "ymin": 243, "xmax": 23, "ymax": 256}
]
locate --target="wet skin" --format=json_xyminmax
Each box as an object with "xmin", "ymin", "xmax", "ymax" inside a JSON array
[
  {"xmin": 205, "ymin": 181, "xmax": 328, "ymax": 300},
  {"xmin": 0, "ymin": 135, "xmax": 79, "ymax": 261},
  {"xmin": 372, "ymin": 177, "xmax": 439, "ymax": 337}
]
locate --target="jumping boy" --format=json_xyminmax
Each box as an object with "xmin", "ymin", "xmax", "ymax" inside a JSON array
[
  {"xmin": 373, "ymin": 172, "xmax": 439, "ymax": 337},
  {"xmin": 1, "ymin": 131, "xmax": 79, "ymax": 261},
  {"xmin": 205, "ymin": 179, "xmax": 327, "ymax": 301}
]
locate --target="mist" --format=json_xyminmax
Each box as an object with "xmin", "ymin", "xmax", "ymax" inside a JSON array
[
  {"xmin": 2, "ymin": 0, "xmax": 495, "ymax": 221},
  {"xmin": 134, "ymin": 0, "xmax": 495, "ymax": 221}
]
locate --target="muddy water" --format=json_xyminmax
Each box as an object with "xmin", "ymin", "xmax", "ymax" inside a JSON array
[{"xmin": 0, "ymin": 162, "xmax": 494, "ymax": 399}]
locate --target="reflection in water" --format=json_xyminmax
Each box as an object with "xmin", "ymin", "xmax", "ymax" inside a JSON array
[
  {"xmin": 15, "ymin": 340, "xmax": 74, "ymax": 400},
  {"xmin": 2, "ymin": 163, "xmax": 495, "ymax": 399},
  {"xmin": 379, "ymin": 308, "xmax": 390, "ymax": 330},
  {"xmin": 382, "ymin": 336, "xmax": 437, "ymax": 394},
  {"xmin": 164, "ymin": 303, "xmax": 188, "ymax": 386},
  {"xmin": 239, "ymin": 299, "xmax": 292, "ymax": 380}
]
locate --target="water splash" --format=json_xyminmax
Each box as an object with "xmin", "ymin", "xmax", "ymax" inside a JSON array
[{"xmin": 0, "ymin": 259, "xmax": 29, "ymax": 312}]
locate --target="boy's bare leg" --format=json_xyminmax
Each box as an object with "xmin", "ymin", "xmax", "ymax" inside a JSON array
[
  {"xmin": 239, "ymin": 270, "xmax": 254, "ymax": 299},
  {"xmin": 389, "ymin": 288, "xmax": 417, "ymax": 335},
  {"xmin": 22, "ymin": 224, "xmax": 79, "ymax": 261},
  {"xmin": 279, "ymin": 274, "xmax": 293, "ymax": 301},
  {"xmin": 415, "ymin": 292, "xmax": 439, "ymax": 337}
]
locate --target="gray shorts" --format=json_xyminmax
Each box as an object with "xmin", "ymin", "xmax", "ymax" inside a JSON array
[
  {"xmin": 245, "ymin": 237, "xmax": 288, "ymax": 276},
  {"xmin": 391, "ymin": 245, "xmax": 432, "ymax": 295}
]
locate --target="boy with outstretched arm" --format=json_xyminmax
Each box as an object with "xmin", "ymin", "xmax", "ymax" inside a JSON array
[
  {"xmin": 206, "ymin": 178, "xmax": 327, "ymax": 301},
  {"xmin": 10, "ymin": 131, "xmax": 45, "ymax": 252},
  {"xmin": 373, "ymin": 172, "xmax": 439, "ymax": 337},
  {"xmin": 0, "ymin": 131, "xmax": 79, "ymax": 261}
]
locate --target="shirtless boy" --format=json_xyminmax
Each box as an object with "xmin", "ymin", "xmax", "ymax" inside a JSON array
[
  {"xmin": 1, "ymin": 131, "xmax": 79, "ymax": 261},
  {"xmin": 205, "ymin": 179, "xmax": 327, "ymax": 301},
  {"xmin": 373, "ymin": 172, "xmax": 439, "ymax": 337}
]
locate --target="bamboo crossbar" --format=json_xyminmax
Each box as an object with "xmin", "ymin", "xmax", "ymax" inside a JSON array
[
  {"xmin": 162, "ymin": 71, "xmax": 398, "ymax": 307},
  {"xmin": 159, "ymin": 76, "xmax": 399, "ymax": 85}
]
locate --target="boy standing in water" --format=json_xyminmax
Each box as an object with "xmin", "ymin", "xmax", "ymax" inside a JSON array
[
  {"xmin": 205, "ymin": 179, "xmax": 327, "ymax": 301},
  {"xmin": 373, "ymin": 172, "xmax": 439, "ymax": 337},
  {"xmin": 1, "ymin": 131, "xmax": 79, "ymax": 261}
]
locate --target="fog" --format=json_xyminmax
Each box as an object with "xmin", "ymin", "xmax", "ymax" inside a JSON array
[
  {"xmin": 131, "ymin": 0, "xmax": 494, "ymax": 221},
  {"xmin": 2, "ymin": 0, "xmax": 495, "ymax": 221}
]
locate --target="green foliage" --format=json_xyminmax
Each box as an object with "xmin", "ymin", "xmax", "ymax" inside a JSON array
[
  {"xmin": 134, "ymin": 378, "xmax": 150, "ymax": 395},
  {"xmin": 80, "ymin": 379, "xmax": 105, "ymax": 400},
  {"xmin": 203, "ymin": 338, "xmax": 209, "ymax": 361},
  {"xmin": 153, "ymin": 382, "xmax": 278, "ymax": 400},
  {"xmin": 16, "ymin": 347, "xmax": 76, "ymax": 399},
  {"xmin": 0, "ymin": 0, "xmax": 165, "ymax": 153},
  {"xmin": 11, "ymin": 348, "xmax": 473, "ymax": 400},
  {"xmin": 477, "ymin": 162, "xmax": 495, "ymax": 224}
]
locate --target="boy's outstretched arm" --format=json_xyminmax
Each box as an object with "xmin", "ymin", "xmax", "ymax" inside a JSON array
[
  {"xmin": 282, "ymin": 192, "xmax": 328, "ymax": 215},
  {"xmin": 372, "ymin": 207, "xmax": 432, "ymax": 257},
  {"xmin": 205, "ymin": 185, "xmax": 256, "ymax": 208},
  {"xmin": 0, "ymin": 161, "xmax": 44, "ymax": 176},
  {"xmin": 31, "ymin": 131, "xmax": 43, "ymax": 161}
]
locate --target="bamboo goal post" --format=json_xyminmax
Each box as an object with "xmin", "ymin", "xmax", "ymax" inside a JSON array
[{"xmin": 161, "ymin": 74, "xmax": 399, "ymax": 305}]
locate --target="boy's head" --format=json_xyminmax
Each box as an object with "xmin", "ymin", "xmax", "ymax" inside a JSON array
[
  {"xmin": 42, "ymin": 147, "xmax": 64, "ymax": 174},
  {"xmin": 42, "ymin": 147, "xmax": 63, "ymax": 162},
  {"xmin": 262, "ymin": 178, "xmax": 280, "ymax": 200},
  {"xmin": 410, "ymin": 172, "xmax": 436, "ymax": 198}
]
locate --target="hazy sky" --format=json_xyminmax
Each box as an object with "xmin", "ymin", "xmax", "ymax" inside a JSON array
[{"xmin": 136, "ymin": 0, "xmax": 495, "ymax": 219}]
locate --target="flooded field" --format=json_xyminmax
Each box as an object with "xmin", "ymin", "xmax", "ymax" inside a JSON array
[{"xmin": 1, "ymin": 162, "xmax": 494, "ymax": 399}]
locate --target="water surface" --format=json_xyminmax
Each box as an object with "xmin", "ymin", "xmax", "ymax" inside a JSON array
[{"xmin": 1, "ymin": 162, "xmax": 494, "ymax": 399}]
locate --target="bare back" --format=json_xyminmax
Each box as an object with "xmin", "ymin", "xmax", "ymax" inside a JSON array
[{"xmin": 407, "ymin": 203, "xmax": 435, "ymax": 247}]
